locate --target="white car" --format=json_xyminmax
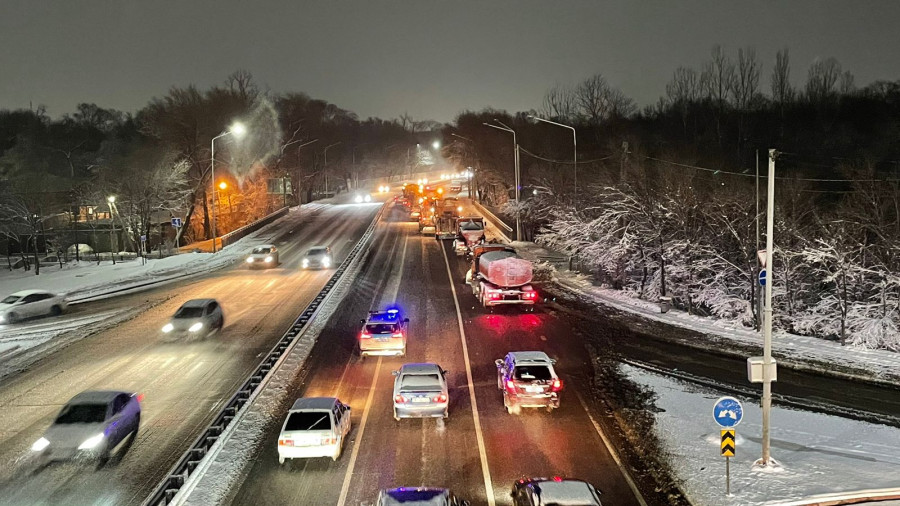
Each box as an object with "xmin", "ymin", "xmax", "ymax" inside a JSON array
[
  {"xmin": 354, "ymin": 193, "xmax": 372, "ymax": 203},
  {"xmin": 0, "ymin": 290, "xmax": 67, "ymax": 324},
  {"xmin": 277, "ymin": 397, "xmax": 351, "ymax": 463},
  {"xmin": 246, "ymin": 245, "xmax": 279, "ymax": 268}
]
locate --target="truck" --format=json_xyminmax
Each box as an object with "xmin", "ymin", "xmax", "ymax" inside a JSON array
[
  {"xmin": 466, "ymin": 244, "xmax": 538, "ymax": 309},
  {"xmin": 453, "ymin": 217, "xmax": 485, "ymax": 256}
]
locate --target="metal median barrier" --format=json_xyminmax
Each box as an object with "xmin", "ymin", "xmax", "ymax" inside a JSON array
[
  {"xmin": 143, "ymin": 204, "xmax": 385, "ymax": 506},
  {"xmin": 472, "ymin": 200, "xmax": 515, "ymax": 242}
]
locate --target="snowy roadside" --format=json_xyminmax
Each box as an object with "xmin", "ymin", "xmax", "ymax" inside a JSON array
[
  {"xmin": 625, "ymin": 364, "xmax": 900, "ymax": 505},
  {"xmin": 508, "ymin": 240, "xmax": 900, "ymax": 386}
]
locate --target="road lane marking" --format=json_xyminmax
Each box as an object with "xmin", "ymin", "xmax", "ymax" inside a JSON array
[
  {"xmin": 573, "ymin": 389, "xmax": 648, "ymax": 506},
  {"xmin": 440, "ymin": 242, "xmax": 496, "ymax": 506},
  {"xmin": 336, "ymin": 357, "xmax": 382, "ymax": 506}
]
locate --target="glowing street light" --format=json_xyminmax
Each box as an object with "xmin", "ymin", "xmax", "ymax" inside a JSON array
[
  {"xmin": 432, "ymin": 140, "xmax": 441, "ymax": 150},
  {"xmin": 218, "ymin": 181, "xmax": 228, "ymax": 190},
  {"xmin": 211, "ymin": 122, "xmax": 247, "ymax": 253}
]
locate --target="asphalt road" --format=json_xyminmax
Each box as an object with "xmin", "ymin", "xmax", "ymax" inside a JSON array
[
  {"xmin": 229, "ymin": 204, "xmax": 644, "ymax": 506},
  {"xmin": 0, "ymin": 199, "xmax": 381, "ymax": 506}
]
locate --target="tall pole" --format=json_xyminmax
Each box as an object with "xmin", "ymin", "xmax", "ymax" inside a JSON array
[
  {"xmin": 761, "ymin": 148, "xmax": 776, "ymax": 465},
  {"xmin": 755, "ymin": 149, "xmax": 761, "ymax": 331},
  {"xmin": 484, "ymin": 121, "xmax": 522, "ymax": 240},
  {"xmin": 323, "ymin": 142, "xmax": 341, "ymax": 195}
]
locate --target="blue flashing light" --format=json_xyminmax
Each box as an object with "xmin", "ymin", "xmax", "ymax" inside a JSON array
[{"xmin": 387, "ymin": 309, "xmax": 399, "ymax": 314}]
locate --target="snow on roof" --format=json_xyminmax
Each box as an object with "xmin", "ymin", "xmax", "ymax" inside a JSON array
[
  {"xmin": 527, "ymin": 479, "xmax": 600, "ymax": 505},
  {"xmin": 181, "ymin": 298, "xmax": 216, "ymax": 307},
  {"xmin": 510, "ymin": 351, "xmax": 553, "ymax": 364},
  {"xmin": 68, "ymin": 390, "xmax": 129, "ymax": 404},
  {"xmin": 7, "ymin": 289, "xmax": 56, "ymax": 297},
  {"xmin": 290, "ymin": 397, "xmax": 337, "ymax": 411},
  {"xmin": 400, "ymin": 363, "xmax": 441, "ymax": 374}
]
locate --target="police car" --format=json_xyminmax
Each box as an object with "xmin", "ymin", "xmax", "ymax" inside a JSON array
[{"xmin": 359, "ymin": 309, "xmax": 409, "ymax": 357}]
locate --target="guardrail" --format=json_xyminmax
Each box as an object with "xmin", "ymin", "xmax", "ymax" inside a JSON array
[
  {"xmin": 769, "ymin": 487, "xmax": 900, "ymax": 505},
  {"xmin": 143, "ymin": 203, "xmax": 385, "ymax": 506},
  {"xmin": 472, "ymin": 200, "xmax": 515, "ymax": 242},
  {"xmin": 220, "ymin": 206, "xmax": 289, "ymax": 249}
]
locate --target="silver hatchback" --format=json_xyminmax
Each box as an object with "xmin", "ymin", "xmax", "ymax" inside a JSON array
[{"xmin": 392, "ymin": 363, "xmax": 449, "ymax": 420}]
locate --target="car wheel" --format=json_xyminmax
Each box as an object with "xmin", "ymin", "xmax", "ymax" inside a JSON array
[
  {"xmin": 50, "ymin": 305, "xmax": 62, "ymax": 316},
  {"xmin": 6, "ymin": 312, "xmax": 19, "ymax": 324},
  {"xmin": 279, "ymin": 455, "xmax": 285, "ymax": 465}
]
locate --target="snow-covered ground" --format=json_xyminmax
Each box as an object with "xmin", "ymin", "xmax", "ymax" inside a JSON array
[
  {"xmin": 626, "ymin": 364, "xmax": 900, "ymax": 505},
  {"xmin": 509, "ymin": 241, "xmax": 900, "ymax": 385}
]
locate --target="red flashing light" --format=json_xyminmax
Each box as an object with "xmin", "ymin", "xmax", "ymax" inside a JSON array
[
  {"xmin": 505, "ymin": 379, "xmax": 516, "ymax": 391},
  {"xmin": 432, "ymin": 393, "xmax": 448, "ymax": 403},
  {"xmin": 553, "ymin": 475, "xmax": 563, "ymax": 482},
  {"xmin": 551, "ymin": 378, "xmax": 563, "ymax": 392},
  {"xmin": 136, "ymin": 394, "xmax": 144, "ymax": 403},
  {"xmin": 394, "ymin": 394, "xmax": 407, "ymax": 404}
]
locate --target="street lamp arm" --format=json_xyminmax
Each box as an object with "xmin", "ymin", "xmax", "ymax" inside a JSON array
[{"xmin": 451, "ymin": 133, "xmax": 474, "ymax": 143}]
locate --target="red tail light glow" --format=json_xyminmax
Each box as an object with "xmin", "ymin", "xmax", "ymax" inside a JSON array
[
  {"xmin": 523, "ymin": 291, "xmax": 538, "ymax": 299},
  {"xmin": 136, "ymin": 394, "xmax": 144, "ymax": 402},
  {"xmin": 432, "ymin": 393, "xmax": 448, "ymax": 403},
  {"xmin": 505, "ymin": 380, "xmax": 516, "ymax": 391},
  {"xmin": 394, "ymin": 395, "xmax": 407, "ymax": 404},
  {"xmin": 392, "ymin": 332, "xmax": 403, "ymax": 338},
  {"xmin": 321, "ymin": 437, "xmax": 337, "ymax": 445},
  {"xmin": 551, "ymin": 378, "xmax": 563, "ymax": 392},
  {"xmin": 278, "ymin": 439, "xmax": 293, "ymax": 447},
  {"xmin": 553, "ymin": 475, "xmax": 563, "ymax": 482}
]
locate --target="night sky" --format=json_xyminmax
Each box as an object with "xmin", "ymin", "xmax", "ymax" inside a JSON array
[{"xmin": 2, "ymin": 1, "xmax": 899, "ymax": 123}]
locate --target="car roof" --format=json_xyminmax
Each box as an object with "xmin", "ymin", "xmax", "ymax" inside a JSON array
[
  {"xmin": 290, "ymin": 397, "xmax": 338, "ymax": 411},
  {"xmin": 306, "ymin": 245, "xmax": 329, "ymax": 252},
  {"xmin": 181, "ymin": 298, "xmax": 216, "ymax": 307},
  {"xmin": 252, "ymin": 244, "xmax": 276, "ymax": 249},
  {"xmin": 400, "ymin": 363, "xmax": 441, "ymax": 374},
  {"xmin": 509, "ymin": 351, "xmax": 553, "ymax": 364},
  {"xmin": 367, "ymin": 309, "xmax": 402, "ymax": 323},
  {"xmin": 67, "ymin": 390, "xmax": 130, "ymax": 404},
  {"xmin": 8, "ymin": 289, "xmax": 55, "ymax": 297},
  {"xmin": 380, "ymin": 488, "xmax": 450, "ymax": 505},
  {"xmin": 523, "ymin": 479, "xmax": 601, "ymax": 505}
]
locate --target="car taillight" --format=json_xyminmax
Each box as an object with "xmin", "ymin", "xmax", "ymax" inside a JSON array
[
  {"xmin": 551, "ymin": 378, "xmax": 563, "ymax": 392},
  {"xmin": 360, "ymin": 332, "xmax": 371, "ymax": 339},
  {"xmin": 432, "ymin": 393, "xmax": 448, "ymax": 403},
  {"xmin": 321, "ymin": 437, "xmax": 336, "ymax": 445},
  {"xmin": 505, "ymin": 380, "xmax": 516, "ymax": 391},
  {"xmin": 553, "ymin": 475, "xmax": 563, "ymax": 482},
  {"xmin": 392, "ymin": 332, "xmax": 403, "ymax": 338},
  {"xmin": 278, "ymin": 439, "xmax": 293, "ymax": 447},
  {"xmin": 394, "ymin": 395, "xmax": 407, "ymax": 404},
  {"xmin": 136, "ymin": 393, "xmax": 144, "ymax": 403},
  {"xmin": 524, "ymin": 291, "xmax": 537, "ymax": 299}
]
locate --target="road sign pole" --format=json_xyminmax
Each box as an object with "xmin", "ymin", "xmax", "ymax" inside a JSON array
[
  {"xmin": 760, "ymin": 149, "xmax": 776, "ymax": 467},
  {"xmin": 726, "ymin": 456, "xmax": 731, "ymax": 496}
]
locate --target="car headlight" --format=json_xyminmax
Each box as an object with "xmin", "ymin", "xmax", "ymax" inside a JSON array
[
  {"xmin": 323, "ymin": 257, "xmax": 331, "ymax": 268},
  {"xmin": 365, "ymin": 195, "xmax": 371, "ymax": 202},
  {"xmin": 265, "ymin": 256, "xmax": 273, "ymax": 263},
  {"xmin": 31, "ymin": 437, "xmax": 50, "ymax": 452},
  {"xmin": 162, "ymin": 323, "xmax": 174, "ymax": 333},
  {"xmin": 246, "ymin": 257, "xmax": 254, "ymax": 263},
  {"xmin": 302, "ymin": 259, "xmax": 309, "ymax": 268},
  {"xmin": 0, "ymin": 314, "xmax": 5, "ymax": 323},
  {"xmin": 189, "ymin": 322, "xmax": 203, "ymax": 332},
  {"xmin": 354, "ymin": 195, "xmax": 363, "ymax": 203},
  {"xmin": 78, "ymin": 433, "xmax": 104, "ymax": 450}
]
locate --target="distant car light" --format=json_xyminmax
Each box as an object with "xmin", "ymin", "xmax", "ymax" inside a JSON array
[
  {"xmin": 78, "ymin": 433, "xmax": 105, "ymax": 450},
  {"xmin": 355, "ymin": 194, "xmax": 363, "ymax": 203},
  {"xmin": 246, "ymin": 257, "xmax": 254, "ymax": 263},
  {"xmin": 161, "ymin": 323, "xmax": 174, "ymax": 333},
  {"xmin": 188, "ymin": 322, "xmax": 203, "ymax": 332},
  {"xmin": 264, "ymin": 256, "xmax": 273, "ymax": 263},
  {"xmin": 31, "ymin": 437, "xmax": 50, "ymax": 452}
]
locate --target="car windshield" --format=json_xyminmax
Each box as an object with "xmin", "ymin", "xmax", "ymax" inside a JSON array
[
  {"xmin": 307, "ymin": 248, "xmax": 326, "ymax": 257},
  {"xmin": 400, "ymin": 373, "xmax": 441, "ymax": 390},
  {"xmin": 514, "ymin": 365, "xmax": 552, "ymax": 381},
  {"xmin": 174, "ymin": 307, "xmax": 205, "ymax": 318},
  {"xmin": 251, "ymin": 247, "xmax": 272, "ymax": 254},
  {"xmin": 1, "ymin": 295, "xmax": 21, "ymax": 304},
  {"xmin": 460, "ymin": 221, "xmax": 483, "ymax": 230},
  {"xmin": 55, "ymin": 403, "xmax": 108, "ymax": 424},
  {"xmin": 284, "ymin": 411, "xmax": 332, "ymax": 431},
  {"xmin": 366, "ymin": 323, "xmax": 397, "ymax": 334}
]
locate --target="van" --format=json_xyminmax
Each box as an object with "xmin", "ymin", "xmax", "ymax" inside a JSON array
[{"xmin": 277, "ymin": 397, "xmax": 351, "ymax": 463}]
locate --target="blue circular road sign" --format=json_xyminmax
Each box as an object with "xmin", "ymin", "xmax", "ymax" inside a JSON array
[
  {"xmin": 713, "ymin": 396, "xmax": 744, "ymax": 428},
  {"xmin": 758, "ymin": 269, "xmax": 767, "ymax": 286}
]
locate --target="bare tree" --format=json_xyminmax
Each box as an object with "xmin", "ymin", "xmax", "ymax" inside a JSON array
[
  {"xmin": 666, "ymin": 66, "xmax": 701, "ymax": 137},
  {"xmin": 701, "ymin": 45, "xmax": 736, "ymax": 107},
  {"xmin": 839, "ymin": 70, "xmax": 856, "ymax": 95},
  {"xmin": 541, "ymin": 84, "xmax": 577, "ymax": 122},
  {"xmin": 805, "ymin": 57, "xmax": 842, "ymax": 103},
  {"xmin": 575, "ymin": 74, "xmax": 611, "ymax": 125},
  {"xmin": 733, "ymin": 47, "xmax": 760, "ymax": 111},
  {"xmin": 770, "ymin": 48, "xmax": 794, "ymax": 106}
]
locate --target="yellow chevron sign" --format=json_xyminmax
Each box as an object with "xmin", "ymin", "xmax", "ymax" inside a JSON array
[{"xmin": 721, "ymin": 430, "xmax": 736, "ymax": 457}]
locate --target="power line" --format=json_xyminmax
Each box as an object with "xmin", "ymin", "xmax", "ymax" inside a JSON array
[
  {"xmin": 644, "ymin": 156, "xmax": 900, "ymax": 183},
  {"xmin": 518, "ymin": 147, "xmax": 614, "ymax": 165}
]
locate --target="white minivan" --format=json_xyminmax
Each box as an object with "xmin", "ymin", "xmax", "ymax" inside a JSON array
[{"xmin": 277, "ymin": 397, "xmax": 351, "ymax": 464}]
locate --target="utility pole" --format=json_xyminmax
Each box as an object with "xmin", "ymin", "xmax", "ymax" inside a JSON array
[
  {"xmin": 323, "ymin": 142, "xmax": 341, "ymax": 195},
  {"xmin": 484, "ymin": 121, "xmax": 522, "ymax": 241},
  {"xmin": 759, "ymin": 148, "xmax": 777, "ymax": 467},
  {"xmin": 755, "ymin": 149, "xmax": 761, "ymax": 331}
]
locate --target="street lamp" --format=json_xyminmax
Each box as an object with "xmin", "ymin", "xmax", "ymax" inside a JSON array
[
  {"xmin": 210, "ymin": 122, "xmax": 246, "ymax": 253},
  {"xmin": 323, "ymin": 142, "xmax": 341, "ymax": 195},
  {"xmin": 529, "ymin": 115, "xmax": 576, "ymax": 201},
  {"xmin": 483, "ymin": 120, "xmax": 522, "ymax": 240},
  {"xmin": 452, "ymin": 133, "xmax": 479, "ymax": 202},
  {"xmin": 107, "ymin": 196, "xmax": 117, "ymax": 263},
  {"xmin": 432, "ymin": 140, "xmax": 441, "ymax": 150}
]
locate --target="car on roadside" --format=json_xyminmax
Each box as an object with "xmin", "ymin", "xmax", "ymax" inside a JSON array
[
  {"xmin": 245, "ymin": 245, "xmax": 279, "ymax": 268},
  {"xmin": 0, "ymin": 289, "xmax": 67, "ymax": 324},
  {"xmin": 31, "ymin": 390, "xmax": 141, "ymax": 466},
  {"xmin": 277, "ymin": 397, "xmax": 351, "ymax": 463},
  {"xmin": 496, "ymin": 351, "xmax": 562, "ymax": 414},
  {"xmin": 376, "ymin": 487, "xmax": 470, "ymax": 506},
  {"xmin": 302, "ymin": 246, "xmax": 333, "ymax": 270},
  {"xmin": 392, "ymin": 363, "xmax": 449, "ymax": 421},
  {"xmin": 359, "ymin": 309, "xmax": 409, "ymax": 357},
  {"xmin": 512, "ymin": 477, "xmax": 603, "ymax": 506},
  {"xmin": 161, "ymin": 299, "xmax": 224, "ymax": 338}
]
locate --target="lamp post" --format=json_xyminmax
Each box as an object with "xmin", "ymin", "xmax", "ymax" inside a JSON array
[
  {"xmin": 323, "ymin": 142, "xmax": 341, "ymax": 195},
  {"xmin": 528, "ymin": 115, "xmax": 576, "ymax": 201},
  {"xmin": 107, "ymin": 196, "xmax": 116, "ymax": 264},
  {"xmin": 280, "ymin": 138, "xmax": 318, "ymax": 206},
  {"xmin": 483, "ymin": 120, "xmax": 522, "ymax": 240},
  {"xmin": 210, "ymin": 122, "xmax": 246, "ymax": 253}
]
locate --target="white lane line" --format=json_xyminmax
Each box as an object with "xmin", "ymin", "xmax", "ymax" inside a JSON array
[
  {"xmin": 573, "ymin": 388, "xmax": 648, "ymax": 506},
  {"xmin": 440, "ymin": 242, "xmax": 496, "ymax": 506},
  {"xmin": 336, "ymin": 356, "xmax": 382, "ymax": 506}
]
